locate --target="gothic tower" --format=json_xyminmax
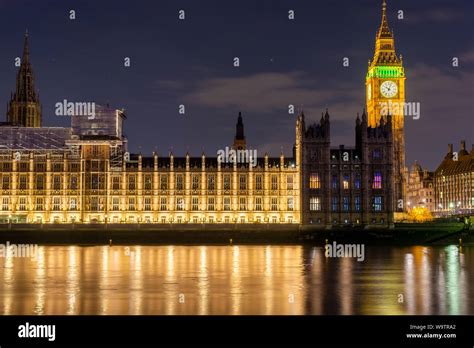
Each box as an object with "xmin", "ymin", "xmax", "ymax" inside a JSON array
[
  {"xmin": 366, "ymin": 0, "xmax": 406, "ymax": 214},
  {"xmin": 233, "ymin": 112, "xmax": 246, "ymax": 150},
  {"xmin": 7, "ymin": 31, "xmax": 42, "ymax": 127}
]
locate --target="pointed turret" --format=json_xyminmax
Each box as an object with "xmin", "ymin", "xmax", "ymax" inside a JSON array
[
  {"xmin": 361, "ymin": 109, "xmax": 367, "ymax": 124},
  {"xmin": 377, "ymin": 0, "xmax": 392, "ymax": 39},
  {"xmin": 7, "ymin": 31, "xmax": 42, "ymax": 127},
  {"xmin": 22, "ymin": 29, "xmax": 30, "ymax": 64},
  {"xmin": 233, "ymin": 111, "xmax": 246, "ymax": 150},
  {"xmin": 299, "ymin": 109, "xmax": 305, "ymax": 122},
  {"xmin": 370, "ymin": 0, "xmax": 401, "ymax": 67}
]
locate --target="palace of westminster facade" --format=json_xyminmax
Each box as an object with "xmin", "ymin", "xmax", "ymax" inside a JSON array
[{"xmin": 0, "ymin": 2, "xmax": 405, "ymax": 227}]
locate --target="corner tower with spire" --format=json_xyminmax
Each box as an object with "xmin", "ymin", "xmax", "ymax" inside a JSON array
[
  {"xmin": 7, "ymin": 30, "xmax": 42, "ymax": 127},
  {"xmin": 366, "ymin": 0, "xmax": 406, "ymax": 215}
]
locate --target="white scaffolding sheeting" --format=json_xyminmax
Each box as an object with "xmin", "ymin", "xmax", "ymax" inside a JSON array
[
  {"xmin": 71, "ymin": 105, "xmax": 125, "ymax": 139},
  {"xmin": 0, "ymin": 127, "xmax": 72, "ymax": 150}
]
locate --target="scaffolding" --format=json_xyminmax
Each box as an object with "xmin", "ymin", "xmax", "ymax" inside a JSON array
[
  {"xmin": 0, "ymin": 126, "xmax": 72, "ymax": 151},
  {"xmin": 71, "ymin": 105, "xmax": 126, "ymax": 139},
  {"xmin": 0, "ymin": 104, "xmax": 127, "ymax": 163}
]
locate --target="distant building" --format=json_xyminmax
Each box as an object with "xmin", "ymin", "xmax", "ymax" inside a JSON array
[
  {"xmin": 434, "ymin": 141, "xmax": 474, "ymax": 217},
  {"xmin": 406, "ymin": 161, "xmax": 434, "ymax": 212}
]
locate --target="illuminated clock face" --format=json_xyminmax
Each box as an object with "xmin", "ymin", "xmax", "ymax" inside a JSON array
[
  {"xmin": 367, "ymin": 84, "xmax": 372, "ymax": 100},
  {"xmin": 380, "ymin": 80, "xmax": 398, "ymax": 98}
]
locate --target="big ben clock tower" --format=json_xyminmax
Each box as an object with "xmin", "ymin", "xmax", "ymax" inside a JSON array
[{"xmin": 366, "ymin": 0, "xmax": 406, "ymax": 215}]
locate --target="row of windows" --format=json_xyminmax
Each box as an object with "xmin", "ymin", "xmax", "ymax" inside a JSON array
[
  {"xmin": 118, "ymin": 174, "xmax": 293, "ymax": 191},
  {"xmin": 97, "ymin": 215, "xmax": 293, "ymax": 224},
  {"xmin": 0, "ymin": 175, "xmax": 79, "ymax": 190},
  {"xmin": 0, "ymin": 162, "xmax": 81, "ymax": 172},
  {"xmin": 309, "ymin": 196, "xmax": 384, "ymax": 212},
  {"xmin": 436, "ymin": 198, "xmax": 474, "ymax": 208},
  {"xmin": 310, "ymin": 149, "xmax": 382, "ymax": 162},
  {"xmin": 437, "ymin": 174, "xmax": 474, "ymax": 183},
  {"xmin": 0, "ymin": 159, "xmax": 303, "ymax": 174},
  {"xmin": 0, "ymin": 174, "xmax": 295, "ymax": 191},
  {"xmin": 28, "ymin": 215, "xmax": 296, "ymax": 224},
  {"xmin": 0, "ymin": 196, "xmax": 294, "ymax": 212},
  {"xmin": 0, "ymin": 197, "xmax": 78, "ymax": 211},
  {"xmin": 308, "ymin": 172, "xmax": 383, "ymax": 190}
]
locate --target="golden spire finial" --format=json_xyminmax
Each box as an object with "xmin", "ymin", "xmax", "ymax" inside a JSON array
[
  {"xmin": 382, "ymin": 0, "xmax": 387, "ymax": 22},
  {"xmin": 377, "ymin": 0, "xmax": 392, "ymax": 39},
  {"xmin": 22, "ymin": 29, "xmax": 30, "ymax": 63}
]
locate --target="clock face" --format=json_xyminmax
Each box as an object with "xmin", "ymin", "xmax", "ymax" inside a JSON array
[
  {"xmin": 380, "ymin": 80, "xmax": 398, "ymax": 98},
  {"xmin": 367, "ymin": 84, "xmax": 372, "ymax": 100}
]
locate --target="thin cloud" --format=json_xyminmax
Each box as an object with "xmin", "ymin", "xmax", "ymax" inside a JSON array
[
  {"xmin": 459, "ymin": 50, "xmax": 474, "ymax": 65},
  {"xmin": 182, "ymin": 71, "xmax": 360, "ymax": 115},
  {"xmin": 405, "ymin": 7, "xmax": 465, "ymax": 24}
]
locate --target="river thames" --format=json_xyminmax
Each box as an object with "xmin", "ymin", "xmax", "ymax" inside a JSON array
[{"xmin": 0, "ymin": 245, "xmax": 472, "ymax": 315}]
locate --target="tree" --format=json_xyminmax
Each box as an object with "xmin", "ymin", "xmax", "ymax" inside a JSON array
[{"xmin": 408, "ymin": 207, "xmax": 433, "ymax": 223}]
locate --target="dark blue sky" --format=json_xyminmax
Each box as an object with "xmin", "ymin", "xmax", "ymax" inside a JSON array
[{"xmin": 0, "ymin": 0, "xmax": 473, "ymax": 169}]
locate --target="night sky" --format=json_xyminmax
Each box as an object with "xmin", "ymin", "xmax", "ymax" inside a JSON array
[{"xmin": 0, "ymin": 0, "xmax": 472, "ymax": 170}]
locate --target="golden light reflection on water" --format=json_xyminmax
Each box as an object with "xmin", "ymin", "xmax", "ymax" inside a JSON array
[
  {"xmin": 231, "ymin": 246, "xmax": 240, "ymax": 315},
  {"xmin": 165, "ymin": 246, "xmax": 175, "ymax": 315},
  {"xmin": 66, "ymin": 246, "xmax": 79, "ymax": 315},
  {"xmin": 0, "ymin": 245, "xmax": 472, "ymax": 315},
  {"xmin": 34, "ymin": 247, "xmax": 45, "ymax": 315},
  {"xmin": 3, "ymin": 251, "xmax": 14, "ymax": 315}
]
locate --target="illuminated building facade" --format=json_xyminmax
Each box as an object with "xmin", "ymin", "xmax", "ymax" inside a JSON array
[
  {"xmin": 406, "ymin": 161, "xmax": 434, "ymax": 212},
  {"xmin": 0, "ymin": 106, "xmax": 301, "ymax": 224},
  {"xmin": 366, "ymin": 0, "xmax": 406, "ymax": 216},
  {"xmin": 0, "ymin": 1, "xmax": 399, "ymax": 227},
  {"xmin": 434, "ymin": 141, "xmax": 474, "ymax": 217},
  {"xmin": 0, "ymin": 108, "xmax": 395, "ymax": 227}
]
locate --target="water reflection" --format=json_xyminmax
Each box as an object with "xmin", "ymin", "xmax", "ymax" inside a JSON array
[
  {"xmin": 66, "ymin": 246, "xmax": 79, "ymax": 315},
  {"xmin": 34, "ymin": 247, "xmax": 45, "ymax": 315},
  {"xmin": 0, "ymin": 245, "xmax": 472, "ymax": 315}
]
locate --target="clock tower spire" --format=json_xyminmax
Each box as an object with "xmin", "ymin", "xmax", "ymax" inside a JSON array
[{"xmin": 366, "ymin": 0, "xmax": 407, "ymax": 216}]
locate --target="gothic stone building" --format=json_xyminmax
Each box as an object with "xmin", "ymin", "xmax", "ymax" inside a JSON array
[
  {"xmin": 0, "ymin": 2, "xmax": 398, "ymax": 227},
  {"xmin": 406, "ymin": 161, "xmax": 434, "ymax": 212},
  {"xmin": 298, "ymin": 111, "xmax": 394, "ymax": 227},
  {"xmin": 0, "ymin": 108, "xmax": 394, "ymax": 227}
]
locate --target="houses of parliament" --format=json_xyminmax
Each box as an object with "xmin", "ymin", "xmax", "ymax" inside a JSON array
[{"xmin": 0, "ymin": 1, "xmax": 404, "ymax": 228}]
